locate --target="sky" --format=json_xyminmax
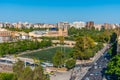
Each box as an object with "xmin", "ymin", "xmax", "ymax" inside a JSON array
[{"xmin": 0, "ymin": 0, "xmax": 120, "ymax": 24}]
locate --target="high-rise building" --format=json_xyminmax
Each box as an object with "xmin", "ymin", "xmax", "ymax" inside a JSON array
[{"xmin": 86, "ymin": 21, "xmax": 94, "ymax": 29}]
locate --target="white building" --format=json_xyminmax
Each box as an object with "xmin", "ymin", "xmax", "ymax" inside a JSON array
[
  {"xmin": 110, "ymin": 24, "xmax": 118, "ymax": 29},
  {"xmin": 33, "ymin": 23, "xmax": 56, "ymax": 28},
  {"xmin": 57, "ymin": 22, "xmax": 70, "ymax": 28},
  {"xmin": 94, "ymin": 24, "xmax": 103, "ymax": 30},
  {"xmin": 70, "ymin": 21, "xmax": 86, "ymax": 29},
  {"xmin": 13, "ymin": 32, "xmax": 29, "ymax": 40},
  {"xmin": 23, "ymin": 22, "xmax": 32, "ymax": 29},
  {"xmin": 33, "ymin": 23, "xmax": 45, "ymax": 28},
  {"xmin": 44, "ymin": 24, "xmax": 56, "ymax": 28},
  {"xmin": 0, "ymin": 23, "xmax": 3, "ymax": 28}
]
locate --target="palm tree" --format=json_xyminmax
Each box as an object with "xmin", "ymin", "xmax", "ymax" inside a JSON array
[
  {"xmin": 59, "ymin": 36, "xmax": 64, "ymax": 54},
  {"xmin": 14, "ymin": 54, "xmax": 18, "ymax": 62}
]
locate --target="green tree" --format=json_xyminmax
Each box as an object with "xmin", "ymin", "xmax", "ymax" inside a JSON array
[
  {"xmin": 13, "ymin": 60, "xmax": 49, "ymax": 80},
  {"xmin": 111, "ymin": 41, "xmax": 118, "ymax": 57},
  {"xmin": 110, "ymin": 32, "xmax": 117, "ymax": 44},
  {"xmin": 13, "ymin": 60, "xmax": 25, "ymax": 80},
  {"xmin": 65, "ymin": 58, "xmax": 76, "ymax": 69},
  {"xmin": 53, "ymin": 50, "xmax": 64, "ymax": 68},
  {"xmin": 73, "ymin": 36, "xmax": 95, "ymax": 60},
  {"xmin": 106, "ymin": 54, "xmax": 120, "ymax": 79},
  {"xmin": 22, "ymin": 67, "xmax": 33, "ymax": 80},
  {"xmin": 59, "ymin": 36, "xmax": 64, "ymax": 53},
  {"xmin": 73, "ymin": 49, "xmax": 84, "ymax": 60},
  {"xmin": 75, "ymin": 36, "xmax": 95, "ymax": 52},
  {"xmin": 33, "ymin": 65, "xmax": 49, "ymax": 80},
  {"xmin": 0, "ymin": 73, "xmax": 14, "ymax": 80}
]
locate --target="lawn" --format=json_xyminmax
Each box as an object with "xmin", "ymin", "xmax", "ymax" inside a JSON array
[{"xmin": 20, "ymin": 47, "xmax": 73, "ymax": 62}]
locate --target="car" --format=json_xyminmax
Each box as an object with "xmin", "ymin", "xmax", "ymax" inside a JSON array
[
  {"xmin": 105, "ymin": 58, "xmax": 107, "ymax": 60},
  {"xmin": 95, "ymin": 72, "xmax": 99, "ymax": 76},
  {"xmin": 94, "ymin": 62, "xmax": 97, "ymax": 65},
  {"xmin": 106, "ymin": 75, "xmax": 111, "ymax": 80},
  {"xmin": 98, "ymin": 65, "xmax": 102, "ymax": 68},
  {"xmin": 49, "ymin": 71, "xmax": 54, "ymax": 75},
  {"xmin": 94, "ymin": 66, "xmax": 98, "ymax": 69},
  {"xmin": 90, "ymin": 73, "xmax": 94, "ymax": 76},
  {"xmin": 88, "ymin": 67, "xmax": 92, "ymax": 71},
  {"xmin": 46, "ymin": 71, "xmax": 54, "ymax": 75},
  {"xmin": 85, "ymin": 77, "xmax": 89, "ymax": 80}
]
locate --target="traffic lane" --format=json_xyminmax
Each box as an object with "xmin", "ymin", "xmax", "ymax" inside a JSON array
[
  {"xmin": 82, "ymin": 54, "xmax": 109, "ymax": 80},
  {"xmin": 90, "ymin": 58, "xmax": 108, "ymax": 77},
  {"xmin": 76, "ymin": 51, "xmax": 108, "ymax": 68},
  {"xmin": 86, "ymin": 67, "xmax": 102, "ymax": 80},
  {"xmin": 82, "ymin": 66, "xmax": 104, "ymax": 80},
  {"xmin": 90, "ymin": 68, "xmax": 103, "ymax": 79}
]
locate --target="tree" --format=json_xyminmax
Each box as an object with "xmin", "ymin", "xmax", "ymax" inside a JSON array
[
  {"xmin": 0, "ymin": 73, "xmax": 14, "ymax": 80},
  {"xmin": 22, "ymin": 67, "xmax": 33, "ymax": 80},
  {"xmin": 13, "ymin": 60, "xmax": 25, "ymax": 80},
  {"xmin": 106, "ymin": 54, "xmax": 120, "ymax": 79},
  {"xmin": 68, "ymin": 27, "xmax": 77, "ymax": 35},
  {"xmin": 110, "ymin": 32, "xmax": 117, "ymax": 44},
  {"xmin": 13, "ymin": 60, "xmax": 50, "ymax": 80},
  {"xmin": 0, "ymin": 39, "xmax": 52, "ymax": 56},
  {"xmin": 109, "ymin": 32, "xmax": 118, "ymax": 57},
  {"xmin": 33, "ymin": 66, "xmax": 49, "ymax": 80},
  {"xmin": 111, "ymin": 41, "xmax": 118, "ymax": 57},
  {"xmin": 59, "ymin": 36, "xmax": 64, "ymax": 45},
  {"xmin": 53, "ymin": 50, "xmax": 64, "ymax": 68},
  {"xmin": 75, "ymin": 36, "xmax": 95, "ymax": 52},
  {"xmin": 73, "ymin": 36, "xmax": 95, "ymax": 60},
  {"xmin": 59, "ymin": 36, "xmax": 64, "ymax": 53},
  {"xmin": 73, "ymin": 49, "xmax": 85, "ymax": 60},
  {"xmin": 65, "ymin": 58, "xmax": 76, "ymax": 69}
]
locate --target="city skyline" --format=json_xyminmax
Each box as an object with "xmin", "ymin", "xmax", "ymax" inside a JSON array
[{"xmin": 0, "ymin": 0, "xmax": 120, "ymax": 24}]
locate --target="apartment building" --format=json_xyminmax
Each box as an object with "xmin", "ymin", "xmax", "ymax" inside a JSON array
[
  {"xmin": 0, "ymin": 31, "xmax": 12, "ymax": 42},
  {"xmin": 86, "ymin": 21, "xmax": 94, "ymax": 29},
  {"xmin": 70, "ymin": 21, "xmax": 86, "ymax": 29}
]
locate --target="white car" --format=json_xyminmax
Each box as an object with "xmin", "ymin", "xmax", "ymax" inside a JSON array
[
  {"xmin": 85, "ymin": 77, "xmax": 89, "ymax": 80},
  {"xmin": 94, "ymin": 66, "xmax": 98, "ymax": 69},
  {"xmin": 90, "ymin": 73, "xmax": 94, "ymax": 76},
  {"xmin": 94, "ymin": 62, "xmax": 97, "ymax": 65}
]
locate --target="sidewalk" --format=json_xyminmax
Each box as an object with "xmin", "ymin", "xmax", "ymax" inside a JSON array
[{"xmin": 50, "ymin": 71, "xmax": 72, "ymax": 80}]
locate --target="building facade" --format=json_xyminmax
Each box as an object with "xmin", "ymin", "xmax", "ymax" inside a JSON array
[
  {"xmin": 0, "ymin": 31, "xmax": 12, "ymax": 43},
  {"xmin": 86, "ymin": 21, "xmax": 94, "ymax": 29},
  {"xmin": 57, "ymin": 22, "xmax": 70, "ymax": 29},
  {"xmin": 70, "ymin": 21, "xmax": 86, "ymax": 29},
  {"xmin": 29, "ymin": 26, "xmax": 68, "ymax": 38}
]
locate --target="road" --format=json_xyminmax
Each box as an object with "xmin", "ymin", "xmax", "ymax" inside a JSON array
[
  {"xmin": 70, "ymin": 44, "xmax": 110, "ymax": 80},
  {"xmin": 81, "ymin": 51, "xmax": 110, "ymax": 80}
]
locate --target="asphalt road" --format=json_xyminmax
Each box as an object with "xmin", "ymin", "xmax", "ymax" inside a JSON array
[{"xmin": 81, "ymin": 52, "xmax": 110, "ymax": 80}]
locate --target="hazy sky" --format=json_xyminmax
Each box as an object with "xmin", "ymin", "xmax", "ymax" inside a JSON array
[{"xmin": 0, "ymin": 0, "xmax": 120, "ymax": 24}]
